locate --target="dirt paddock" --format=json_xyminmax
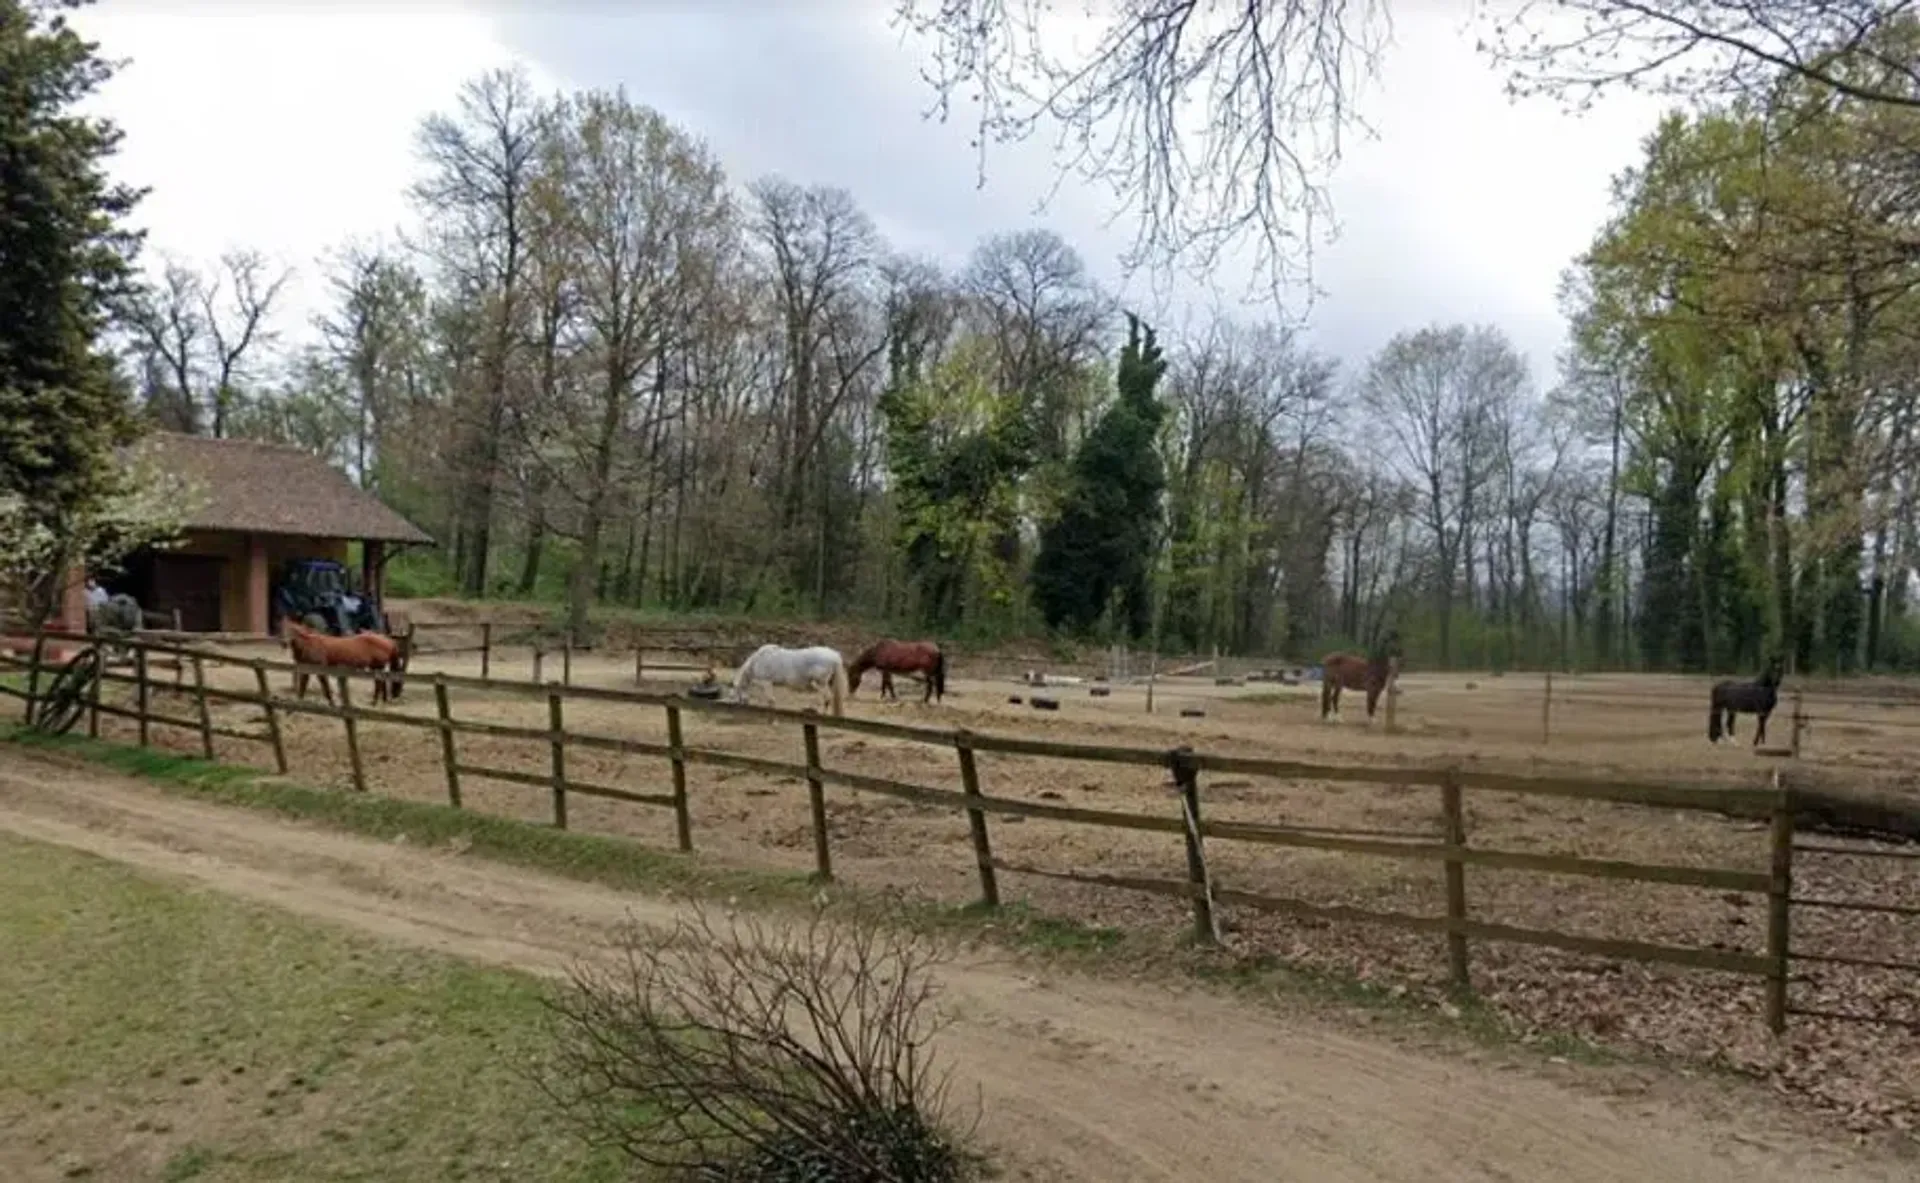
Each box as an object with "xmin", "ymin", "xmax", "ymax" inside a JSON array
[{"xmin": 85, "ymin": 641, "xmax": 1920, "ymax": 1140}]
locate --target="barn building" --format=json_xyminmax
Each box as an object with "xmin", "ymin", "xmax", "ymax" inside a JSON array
[{"xmin": 77, "ymin": 433, "xmax": 433, "ymax": 635}]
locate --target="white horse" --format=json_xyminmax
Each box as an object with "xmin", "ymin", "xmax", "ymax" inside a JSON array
[{"xmin": 731, "ymin": 644, "xmax": 849, "ymax": 717}]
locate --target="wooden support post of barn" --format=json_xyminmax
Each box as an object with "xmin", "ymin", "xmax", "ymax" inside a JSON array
[{"xmin": 481, "ymin": 623, "xmax": 492, "ymax": 679}]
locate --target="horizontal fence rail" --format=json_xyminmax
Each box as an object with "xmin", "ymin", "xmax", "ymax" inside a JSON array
[{"xmin": 2, "ymin": 627, "xmax": 1917, "ymax": 1036}]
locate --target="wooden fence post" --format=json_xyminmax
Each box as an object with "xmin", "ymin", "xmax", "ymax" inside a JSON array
[
  {"xmin": 547, "ymin": 689, "xmax": 568, "ymax": 830},
  {"xmin": 135, "ymin": 646, "xmax": 150, "ymax": 748},
  {"xmin": 1790, "ymin": 689, "xmax": 1805, "ymax": 758},
  {"xmin": 252, "ymin": 661, "xmax": 287, "ymax": 774},
  {"xmin": 955, "ymin": 729, "xmax": 998, "ymax": 908},
  {"xmin": 190, "ymin": 654, "xmax": 214, "ymax": 760},
  {"xmin": 802, "ymin": 721, "xmax": 832, "ymax": 881},
  {"xmin": 562, "ymin": 635, "xmax": 573, "ymax": 687},
  {"xmin": 1541, "ymin": 670, "xmax": 1553, "ymax": 745},
  {"xmin": 339, "ymin": 676, "xmax": 366, "ymax": 793},
  {"xmin": 1384, "ymin": 672, "xmax": 1400, "ymax": 734},
  {"xmin": 634, "ymin": 646, "xmax": 645, "ymax": 686},
  {"xmin": 480, "ymin": 623, "xmax": 492, "ymax": 679},
  {"xmin": 22, "ymin": 630, "xmax": 46, "ymax": 722},
  {"xmin": 87, "ymin": 645, "xmax": 102, "ymax": 739},
  {"xmin": 532, "ymin": 646, "xmax": 544, "ymax": 685},
  {"xmin": 1766, "ymin": 770, "xmax": 1793, "ymax": 1035},
  {"xmin": 435, "ymin": 677, "xmax": 461, "ymax": 809},
  {"xmin": 1441, "ymin": 770, "xmax": 1472, "ymax": 993},
  {"xmin": 1170, "ymin": 746, "xmax": 1218, "ymax": 944},
  {"xmin": 665, "ymin": 705, "xmax": 691, "ymax": 852}
]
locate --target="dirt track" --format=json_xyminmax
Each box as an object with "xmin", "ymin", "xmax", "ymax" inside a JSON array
[{"xmin": 0, "ymin": 753, "xmax": 1906, "ymax": 1183}]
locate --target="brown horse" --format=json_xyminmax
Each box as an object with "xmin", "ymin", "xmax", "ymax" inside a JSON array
[
  {"xmin": 848, "ymin": 639, "xmax": 947, "ymax": 704},
  {"xmin": 282, "ymin": 620, "xmax": 405, "ymax": 705},
  {"xmin": 1319, "ymin": 631, "xmax": 1402, "ymax": 721}
]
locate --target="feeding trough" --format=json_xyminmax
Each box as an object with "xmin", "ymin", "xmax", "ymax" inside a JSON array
[
  {"xmin": 1031, "ymin": 696, "xmax": 1059, "ymax": 711},
  {"xmin": 1008, "ymin": 694, "xmax": 1024, "ymax": 705},
  {"xmin": 1180, "ymin": 707, "xmax": 1206, "ymax": 718},
  {"xmin": 1089, "ymin": 685, "xmax": 1111, "ymax": 698},
  {"xmin": 686, "ymin": 683, "xmax": 724, "ymax": 701}
]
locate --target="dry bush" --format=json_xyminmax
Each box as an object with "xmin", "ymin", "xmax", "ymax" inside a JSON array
[{"xmin": 536, "ymin": 900, "xmax": 980, "ymax": 1182}]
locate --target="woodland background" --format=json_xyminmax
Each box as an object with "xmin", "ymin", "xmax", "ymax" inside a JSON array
[{"xmin": 101, "ymin": 21, "xmax": 1920, "ymax": 675}]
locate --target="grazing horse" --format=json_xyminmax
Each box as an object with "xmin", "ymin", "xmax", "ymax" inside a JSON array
[
  {"xmin": 731, "ymin": 643, "xmax": 849, "ymax": 717},
  {"xmin": 1708, "ymin": 655, "xmax": 1785, "ymax": 745},
  {"xmin": 848, "ymin": 639, "xmax": 947, "ymax": 704},
  {"xmin": 282, "ymin": 620, "xmax": 405, "ymax": 705},
  {"xmin": 1319, "ymin": 631, "xmax": 1403, "ymax": 721}
]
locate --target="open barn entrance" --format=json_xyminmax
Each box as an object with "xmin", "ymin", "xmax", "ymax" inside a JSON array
[{"xmin": 111, "ymin": 551, "xmax": 226, "ymax": 632}]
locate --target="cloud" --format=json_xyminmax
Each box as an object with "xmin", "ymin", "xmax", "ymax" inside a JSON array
[
  {"xmin": 71, "ymin": 0, "xmax": 546, "ymax": 334},
  {"xmin": 73, "ymin": 0, "xmax": 1668, "ymax": 388}
]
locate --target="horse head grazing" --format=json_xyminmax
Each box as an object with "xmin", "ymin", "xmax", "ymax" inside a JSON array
[{"xmin": 847, "ymin": 645, "xmax": 875, "ymax": 695}]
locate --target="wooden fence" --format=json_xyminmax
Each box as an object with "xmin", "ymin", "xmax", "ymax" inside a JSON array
[{"xmin": 4, "ymin": 628, "xmax": 1918, "ymax": 1036}]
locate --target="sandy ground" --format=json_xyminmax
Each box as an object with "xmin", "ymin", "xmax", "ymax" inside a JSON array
[
  {"xmin": 85, "ymin": 641, "xmax": 1920, "ymax": 1136},
  {"xmin": 0, "ymin": 752, "xmax": 1911, "ymax": 1183}
]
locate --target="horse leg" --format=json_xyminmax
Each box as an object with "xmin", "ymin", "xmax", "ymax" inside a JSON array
[{"xmin": 1754, "ymin": 710, "xmax": 1769, "ymax": 746}]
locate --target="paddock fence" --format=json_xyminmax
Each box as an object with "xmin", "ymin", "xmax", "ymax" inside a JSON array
[{"xmin": 2, "ymin": 627, "xmax": 1917, "ymax": 1037}]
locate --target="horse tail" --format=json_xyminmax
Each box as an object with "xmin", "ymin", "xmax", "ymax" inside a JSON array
[
  {"xmin": 931, "ymin": 647, "xmax": 946, "ymax": 700},
  {"xmin": 831, "ymin": 659, "xmax": 848, "ymax": 717},
  {"xmin": 1707, "ymin": 694, "xmax": 1723, "ymax": 742},
  {"xmin": 1320, "ymin": 676, "xmax": 1335, "ymax": 719}
]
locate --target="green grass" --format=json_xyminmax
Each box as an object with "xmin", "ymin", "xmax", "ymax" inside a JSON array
[
  {"xmin": 0, "ymin": 831, "xmax": 634, "ymax": 1182},
  {"xmin": 0, "ymin": 725, "xmax": 1623, "ymax": 1071}
]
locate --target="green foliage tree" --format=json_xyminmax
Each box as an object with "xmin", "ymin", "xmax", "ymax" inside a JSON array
[
  {"xmin": 0, "ymin": 0, "xmax": 150, "ymax": 624},
  {"xmin": 1031, "ymin": 314, "xmax": 1169, "ymax": 638}
]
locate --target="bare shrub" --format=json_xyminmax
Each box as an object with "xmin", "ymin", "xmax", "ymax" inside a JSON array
[{"xmin": 536, "ymin": 900, "xmax": 979, "ymax": 1181}]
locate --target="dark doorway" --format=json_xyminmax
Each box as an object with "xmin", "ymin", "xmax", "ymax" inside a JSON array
[{"xmin": 117, "ymin": 551, "xmax": 226, "ymax": 632}]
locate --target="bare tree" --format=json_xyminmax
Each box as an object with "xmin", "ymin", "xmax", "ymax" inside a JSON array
[
  {"xmin": 316, "ymin": 243, "xmax": 426, "ymax": 488},
  {"xmin": 1482, "ymin": 1, "xmax": 1920, "ymax": 111},
  {"xmin": 891, "ymin": 0, "xmax": 1388, "ymax": 301},
  {"xmin": 412, "ymin": 66, "xmax": 550, "ymax": 596},
  {"xmin": 748, "ymin": 177, "xmax": 886, "ymax": 607},
  {"xmin": 961, "ymin": 229, "xmax": 1109, "ymax": 463},
  {"xmin": 538, "ymin": 90, "xmax": 737, "ymax": 639},
  {"xmin": 536, "ymin": 901, "xmax": 974, "ymax": 1179},
  {"xmin": 120, "ymin": 251, "xmax": 289, "ymax": 438}
]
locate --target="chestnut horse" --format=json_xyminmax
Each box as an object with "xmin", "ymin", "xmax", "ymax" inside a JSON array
[
  {"xmin": 848, "ymin": 639, "xmax": 947, "ymax": 704},
  {"xmin": 1319, "ymin": 631, "xmax": 1402, "ymax": 721},
  {"xmin": 282, "ymin": 620, "xmax": 406, "ymax": 705}
]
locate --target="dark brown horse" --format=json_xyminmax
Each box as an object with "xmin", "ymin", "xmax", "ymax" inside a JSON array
[
  {"xmin": 1319, "ymin": 631, "xmax": 1402, "ymax": 721},
  {"xmin": 1708, "ymin": 655, "xmax": 1784, "ymax": 745},
  {"xmin": 848, "ymin": 639, "xmax": 947, "ymax": 704},
  {"xmin": 282, "ymin": 620, "xmax": 406, "ymax": 705}
]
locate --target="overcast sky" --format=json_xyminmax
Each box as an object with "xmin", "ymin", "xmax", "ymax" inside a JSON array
[{"xmin": 72, "ymin": 0, "xmax": 1668, "ymax": 391}]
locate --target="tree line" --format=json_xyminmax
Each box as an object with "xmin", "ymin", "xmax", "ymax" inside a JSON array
[{"xmin": 9, "ymin": 1, "xmax": 1919, "ymax": 674}]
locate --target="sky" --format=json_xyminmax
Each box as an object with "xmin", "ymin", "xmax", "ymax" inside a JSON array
[{"xmin": 70, "ymin": 0, "xmax": 1670, "ymax": 390}]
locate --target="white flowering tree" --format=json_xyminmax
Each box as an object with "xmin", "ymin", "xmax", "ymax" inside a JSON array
[{"xmin": 0, "ymin": 453, "xmax": 201, "ymax": 634}]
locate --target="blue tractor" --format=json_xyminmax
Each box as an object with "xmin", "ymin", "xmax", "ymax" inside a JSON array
[{"xmin": 271, "ymin": 558, "xmax": 386, "ymax": 637}]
